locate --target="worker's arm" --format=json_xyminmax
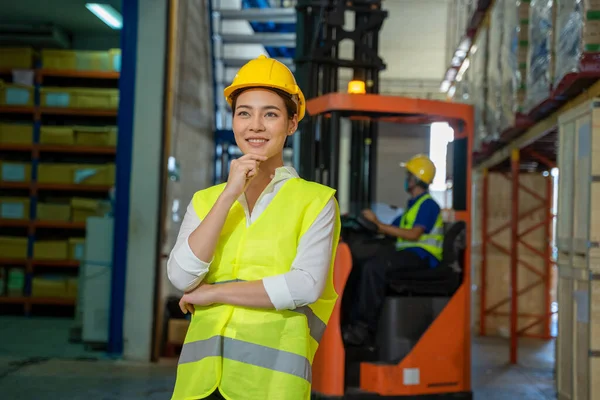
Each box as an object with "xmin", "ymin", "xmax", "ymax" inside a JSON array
[
  {"xmin": 180, "ymin": 198, "xmax": 338, "ymax": 312},
  {"xmin": 167, "ymin": 200, "xmax": 212, "ymax": 292},
  {"xmin": 377, "ymin": 223, "xmax": 424, "ymax": 241}
]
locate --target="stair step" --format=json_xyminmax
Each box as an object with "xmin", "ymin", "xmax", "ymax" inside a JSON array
[
  {"xmin": 219, "ymin": 32, "xmax": 296, "ymax": 46},
  {"xmin": 215, "ymin": 8, "xmax": 296, "ymax": 23}
]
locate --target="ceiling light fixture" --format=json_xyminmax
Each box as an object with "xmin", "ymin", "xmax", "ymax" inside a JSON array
[{"xmin": 86, "ymin": 3, "xmax": 123, "ymax": 30}]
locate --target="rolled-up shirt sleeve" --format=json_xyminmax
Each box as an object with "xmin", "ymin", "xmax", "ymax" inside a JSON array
[
  {"xmin": 262, "ymin": 197, "xmax": 338, "ymax": 310},
  {"xmin": 167, "ymin": 200, "xmax": 211, "ymax": 292}
]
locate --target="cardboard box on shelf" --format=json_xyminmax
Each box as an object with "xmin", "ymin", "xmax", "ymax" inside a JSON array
[
  {"xmin": 0, "ymin": 237, "xmax": 28, "ymax": 259},
  {"xmin": 33, "ymin": 240, "xmax": 69, "ymax": 260},
  {"xmin": 0, "ymin": 123, "xmax": 33, "ymax": 145},
  {"xmin": 36, "ymin": 203, "xmax": 71, "ymax": 222}
]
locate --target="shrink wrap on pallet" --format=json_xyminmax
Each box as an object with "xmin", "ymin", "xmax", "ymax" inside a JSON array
[
  {"xmin": 471, "ymin": 27, "xmax": 489, "ymax": 152},
  {"xmin": 525, "ymin": 0, "xmax": 555, "ymax": 111},
  {"xmin": 554, "ymin": 0, "xmax": 600, "ymax": 89},
  {"xmin": 501, "ymin": 0, "xmax": 530, "ymax": 131},
  {"xmin": 485, "ymin": 1, "xmax": 504, "ymax": 141}
]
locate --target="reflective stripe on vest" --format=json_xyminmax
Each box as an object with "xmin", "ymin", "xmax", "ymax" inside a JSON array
[
  {"xmin": 179, "ymin": 335, "xmax": 312, "ymax": 382},
  {"xmin": 171, "ymin": 178, "xmax": 341, "ymax": 400},
  {"xmin": 396, "ymin": 193, "xmax": 443, "ymax": 260}
]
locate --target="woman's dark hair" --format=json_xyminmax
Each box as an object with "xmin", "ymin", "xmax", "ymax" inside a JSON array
[{"xmin": 230, "ymin": 87, "xmax": 297, "ymax": 120}]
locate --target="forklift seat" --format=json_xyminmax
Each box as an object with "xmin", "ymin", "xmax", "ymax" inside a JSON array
[
  {"xmin": 387, "ymin": 220, "xmax": 466, "ymax": 296},
  {"xmin": 374, "ymin": 221, "xmax": 467, "ymax": 363}
]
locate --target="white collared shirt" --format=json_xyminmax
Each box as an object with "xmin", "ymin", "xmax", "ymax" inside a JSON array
[{"xmin": 166, "ymin": 166, "xmax": 337, "ymax": 310}]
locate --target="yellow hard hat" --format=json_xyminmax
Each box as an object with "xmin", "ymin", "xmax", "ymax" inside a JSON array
[
  {"xmin": 223, "ymin": 55, "xmax": 306, "ymax": 121},
  {"xmin": 400, "ymin": 154, "xmax": 436, "ymax": 184}
]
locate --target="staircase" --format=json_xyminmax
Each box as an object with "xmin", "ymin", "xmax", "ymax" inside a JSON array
[{"xmin": 210, "ymin": 0, "xmax": 297, "ymax": 184}]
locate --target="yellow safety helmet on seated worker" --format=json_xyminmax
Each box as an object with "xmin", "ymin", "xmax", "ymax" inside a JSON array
[
  {"xmin": 400, "ymin": 154, "xmax": 436, "ymax": 185},
  {"xmin": 223, "ymin": 54, "xmax": 306, "ymax": 121}
]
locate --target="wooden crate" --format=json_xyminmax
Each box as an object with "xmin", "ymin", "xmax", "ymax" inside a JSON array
[
  {"xmin": 473, "ymin": 171, "xmax": 550, "ymax": 337},
  {"xmin": 558, "ymin": 99, "xmax": 600, "ymax": 258},
  {"xmin": 556, "ymin": 261, "xmax": 600, "ymax": 400}
]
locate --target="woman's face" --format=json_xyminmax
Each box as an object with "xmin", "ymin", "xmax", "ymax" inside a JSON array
[{"xmin": 232, "ymin": 88, "xmax": 298, "ymax": 159}]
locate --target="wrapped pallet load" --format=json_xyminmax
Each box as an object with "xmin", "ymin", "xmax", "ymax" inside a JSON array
[
  {"xmin": 471, "ymin": 26, "xmax": 490, "ymax": 152},
  {"xmin": 525, "ymin": 0, "xmax": 555, "ymax": 111},
  {"xmin": 501, "ymin": 0, "xmax": 530, "ymax": 131},
  {"xmin": 486, "ymin": 0, "xmax": 504, "ymax": 141},
  {"xmin": 554, "ymin": 0, "xmax": 600, "ymax": 90}
]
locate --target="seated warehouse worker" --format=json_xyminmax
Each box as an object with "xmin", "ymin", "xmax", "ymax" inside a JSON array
[{"xmin": 343, "ymin": 154, "xmax": 443, "ymax": 346}]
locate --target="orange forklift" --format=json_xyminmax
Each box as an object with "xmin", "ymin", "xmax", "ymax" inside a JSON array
[
  {"xmin": 303, "ymin": 94, "xmax": 473, "ymax": 399},
  {"xmin": 294, "ymin": 1, "xmax": 473, "ymax": 397}
]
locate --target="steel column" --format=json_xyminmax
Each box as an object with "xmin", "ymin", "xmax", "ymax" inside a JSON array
[{"xmin": 510, "ymin": 149, "xmax": 520, "ymax": 365}]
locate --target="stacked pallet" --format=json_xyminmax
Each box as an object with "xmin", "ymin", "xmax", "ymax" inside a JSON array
[
  {"xmin": 554, "ymin": 0, "xmax": 600, "ymax": 88},
  {"xmin": 500, "ymin": 0, "xmax": 530, "ymax": 131},
  {"xmin": 524, "ymin": 0, "xmax": 555, "ymax": 112},
  {"xmin": 555, "ymin": 98, "xmax": 600, "ymax": 399}
]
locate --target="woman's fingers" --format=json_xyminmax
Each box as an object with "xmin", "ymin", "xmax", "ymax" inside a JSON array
[
  {"xmin": 238, "ymin": 153, "xmax": 268, "ymax": 162},
  {"xmin": 179, "ymin": 298, "xmax": 188, "ymax": 314}
]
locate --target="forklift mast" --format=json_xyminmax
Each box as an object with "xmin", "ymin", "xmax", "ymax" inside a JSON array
[{"xmin": 294, "ymin": 0, "xmax": 388, "ymax": 213}]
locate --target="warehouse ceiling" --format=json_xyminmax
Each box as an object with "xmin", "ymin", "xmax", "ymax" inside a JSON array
[{"xmin": 0, "ymin": 0, "xmax": 122, "ymax": 35}]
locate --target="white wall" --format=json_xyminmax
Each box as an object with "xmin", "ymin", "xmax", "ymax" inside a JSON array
[{"xmin": 122, "ymin": 0, "xmax": 168, "ymax": 362}]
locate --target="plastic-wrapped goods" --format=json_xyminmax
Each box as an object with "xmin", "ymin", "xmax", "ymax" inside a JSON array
[
  {"xmin": 485, "ymin": 1, "xmax": 504, "ymax": 141},
  {"xmin": 525, "ymin": 0, "xmax": 554, "ymax": 111},
  {"xmin": 554, "ymin": 0, "xmax": 600, "ymax": 89},
  {"xmin": 501, "ymin": 0, "xmax": 530, "ymax": 131},
  {"xmin": 472, "ymin": 27, "xmax": 490, "ymax": 152}
]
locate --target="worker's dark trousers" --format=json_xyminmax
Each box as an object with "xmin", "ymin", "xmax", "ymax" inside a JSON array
[
  {"xmin": 207, "ymin": 390, "xmax": 226, "ymax": 399},
  {"xmin": 353, "ymin": 248, "xmax": 430, "ymax": 332}
]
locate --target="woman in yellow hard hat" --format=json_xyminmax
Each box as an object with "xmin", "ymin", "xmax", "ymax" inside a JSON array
[
  {"xmin": 167, "ymin": 55, "xmax": 341, "ymax": 400},
  {"xmin": 343, "ymin": 154, "xmax": 444, "ymax": 347}
]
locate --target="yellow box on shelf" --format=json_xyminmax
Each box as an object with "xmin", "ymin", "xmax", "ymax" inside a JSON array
[
  {"xmin": 36, "ymin": 202, "xmax": 71, "ymax": 222},
  {"xmin": 0, "ymin": 47, "xmax": 35, "ymax": 69},
  {"xmin": 68, "ymin": 238, "xmax": 86, "ymax": 260},
  {"xmin": 0, "ymin": 161, "xmax": 31, "ymax": 183},
  {"xmin": 34, "ymin": 240, "xmax": 69, "ymax": 260},
  {"xmin": 0, "ymin": 81, "xmax": 34, "ymax": 107},
  {"xmin": 0, "ymin": 197, "xmax": 30, "ymax": 220},
  {"xmin": 73, "ymin": 163, "xmax": 115, "ymax": 185},
  {"xmin": 74, "ymin": 126, "xmax": 118, "ymax": 147},
  {"xmin": 0, "ymin": 123, "xmax": 33, "ymax": 145},
  {"xmin": 31, "ymin": 276, "xmax": 71, "ymax": 298},
  {"xmin": 37, "ymin": 163, "xmax": 73, "ymax": 184},
  {"xmin": 42, "ymin": 49, "xmax": 116, "ymax": 72},
  {"xmin": 0, "ymin": 237, "xmax": 28, "ymax": 259},
  {"xmin": 40, "ymin": 126, "xmax": 75, "ymax": 145},
  {"xmin": 41, "ymin": 50, "xmax": 77, "ymax": 70},
  {"xmin": 74, "ymin": 88, "xmax": 119, "ymax": 109},
  {"xmin": 71, "ymin": 197, "xmax": 101, "ymax": 223},
  {"xmin": 109, "ymin": 49, "xmax": 121, "ymax": 72},
  {"xmin": 41, "ymin": 87, "xmax": 119, "ymax": 109}
]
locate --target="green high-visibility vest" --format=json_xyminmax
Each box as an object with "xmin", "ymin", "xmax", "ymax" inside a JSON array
[{"xmin": 396, "ymin": 193, "xmax": 444, "ymax": 261}]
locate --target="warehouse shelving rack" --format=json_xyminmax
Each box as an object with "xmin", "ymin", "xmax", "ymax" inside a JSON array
[
  {"xmin": 0, "ymin": 66, "xmax": 118, "ymax": 315},
  {"xmin": 442, "ymin": 0, "xmax": 600, "ymax": 364}
]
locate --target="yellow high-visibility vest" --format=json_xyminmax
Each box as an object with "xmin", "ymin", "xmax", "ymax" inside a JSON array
[
  {"xmin": 171, "ymin": 178, "xmax": 341, "ymax": 400},
  {"xmin": 396, "ymin": 193, "xmax": 444, "ymax": 261}
]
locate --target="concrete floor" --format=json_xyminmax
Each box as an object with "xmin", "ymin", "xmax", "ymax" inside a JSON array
[{"xmin": 0, "ymin": 317, "xmax": 556, "ymax": 399}]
